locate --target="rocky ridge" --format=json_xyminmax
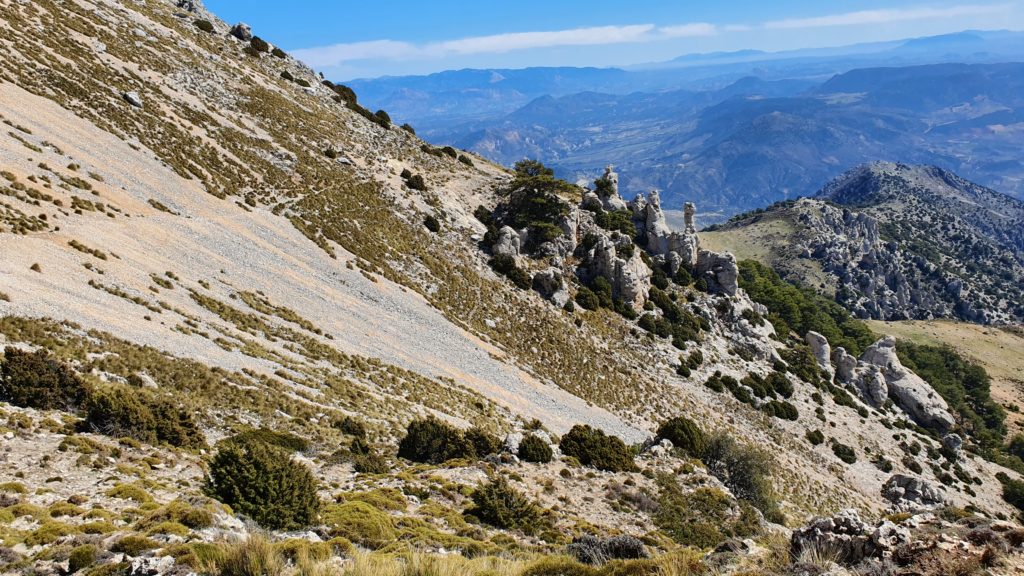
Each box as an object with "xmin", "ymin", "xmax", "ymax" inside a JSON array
[{"xmin": 706, "ymin": 162, "xmax": 1024, "ymax": 324}]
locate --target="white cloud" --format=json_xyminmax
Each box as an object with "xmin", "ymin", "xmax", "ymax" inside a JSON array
[
  {"xmin": 293, "ymin": 2, "xmax": 1016, "ymax": 70},
  {"xmin": 658, "ymin": 23, "xmax": 718, "ymax": 38},
  {"xmin": 293, "ymin": 23, "xmax": 717, "ymax": 68},
  {"xmin": 763, "ymin": 3, "xmax": 1010, "ymax": 29}
]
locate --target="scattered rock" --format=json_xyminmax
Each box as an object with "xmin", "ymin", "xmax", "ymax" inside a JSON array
[
  {"xmin": 882, "ymin": 475, "xmax": 945, "ymax": 512},
  {"xmin": 229, "ymin": 22, "xmax": 252, "ymax": 41},
  {"xmin": 492, "ymin": 226, "xmax": 520, "ymax": 258},
  {"xmin": 532, "ymin": 268, "xmax": 569, "ymax": 307},
  {"xmin": 805, "ymin": 331, "xmax": 834, "ymax": 381},
  {"xmin": 791, "ymin": 509, "xmax": 874, "ymax": 564},
  {"xmin": 860, "ymin": 336, "xmax": 955, "ymax": 431},
  {"xmin": 123, "ymin": 92, "xmax": 143, "ymax": 108}
]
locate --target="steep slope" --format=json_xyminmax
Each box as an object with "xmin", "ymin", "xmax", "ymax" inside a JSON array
[
  {"xmin": 704, "ymin": 162, "xmax": 1024, "ymax": 323},
  {"xmin": 1, "ymin": 2, "xmax": 1023, "ymax": 575}
]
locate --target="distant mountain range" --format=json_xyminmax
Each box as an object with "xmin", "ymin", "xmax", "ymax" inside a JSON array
[
  {"xmin": 346, "ymin": 31, "xmax": 1024, "ymax": 218},
  {"xmin": 702, "ymin": 162, "xmax": 1024, "ymax": 323}
]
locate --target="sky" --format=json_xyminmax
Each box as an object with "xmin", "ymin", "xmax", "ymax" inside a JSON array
[{"xmin": 202, "ymin": 0, "xmax": 1024, "ymax": 80}]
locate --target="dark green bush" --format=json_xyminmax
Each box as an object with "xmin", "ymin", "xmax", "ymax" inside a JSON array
[
  {"xmin": 488, "ymin": 255, "xmax": 532, "ymax": 290},
  {"xmin": 206, "ymin": 436, "xmax": 321, "ymax": 530},
  {"xmin": 575, "ymin": 287, "xmax": 600, "ymax": 311},
  {"xmin": 0, "ymin": 348, "xmax": 90, "ymax": 411},
  {"xmin": 700, "ymin": 431, "xmax": 782, "ymax": 523},
  {"xmin": 737, "ymin": 260, "xmax": 876, "ymax": 355},
  {"xmin": 81, "ymin": 387, "xmax": 204, "ymax": 449},
  {"xmin": 897, "ymin": 341, "xmax": 1005, "ymax": 449},
  {"xmin": 400, "ymin": 123, "xmax": 416, "ymax": 135},
  {"xmin": 374, "ymin": 110, "xmax": 391, "ymax": 127},
  {"xmin": 593, "ymin": 210, "xmax": 635, "ymax": 236},
  {"xmin": 806, "ymin": 430, "xmax": 825, "ymax": 445},
  {"xmin": 397, "ymin": 417, "xmax": 474, "ymax": 464},
  {"xmin": 465, "ymin": 426, "xmax": 501, "ymax": 458},
  {"xmin": 761, "ymin": 400, "xmax": 798, "ymax": 421},
  {"xmin": 271, "ymin": 47, "xmax": 286, "ymax": 59},
  {"xmin": 405, "ymin": 174, "xmax": 427, "ymax": 191},
  {"xmin": 832, "ymin": 442, "xmax": 857, "ymax": 464},
  {"xmin": 250, "ymin": 36, "xmax": 270, "ymax": 53},
  {"xmin": 193, "ymin": 19, "xmax": 214, "ymax": 33},
  {"xmin": 656, "ymin": 416, "xmax": 705, "ymax": 458},
  {"xmin": 655, "ymin": 477, "xmax": 760, "ymax": 549},
  {"xmin": 458, "ymin": 154, "xmax": 474, "ymax": 167},
  {"xmin": 518, "ymin": 434, "xmax": 553, "ymax": 463},
  {"xmin": 280, "ymin": 70, "xmax": 294, "ymax": 82},
  {"xmin": 559, "ymin": 425, "xmax": 637, "ymax": 472},
  {"xmin": 468, "ymin": 477, "xmax": 541, "ymax": 533},
  {"xmin": 441, "ymin": 146, "xmax": 458, "ymax": 158},
  {"xmin": 423, "ymin": 214, "xmax": 441, "ymax": 233},
  {"xmin": 228, "ymin": 428, "xmax": 309, "ymax": 452}
]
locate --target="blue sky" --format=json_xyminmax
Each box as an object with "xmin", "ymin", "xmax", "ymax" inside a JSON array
[{"xmin": 203, "ymin": 1, "xmax": 1024, "ymax": 80}]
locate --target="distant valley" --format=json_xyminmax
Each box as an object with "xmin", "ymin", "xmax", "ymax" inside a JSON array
[{"xmin": 349, "ymin": 32, "xmax": 1024, "ymax": 219}]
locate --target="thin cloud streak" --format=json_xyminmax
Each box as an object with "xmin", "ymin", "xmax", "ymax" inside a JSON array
[
  {"xmin": 293, "ymin": 23, "xmax": 717, "ymax": 67},
  {"xmin": 293, "ymin": 2, "xmax": 1014, "ymax": 68},
  {"xmin": 764, "ymin": 3, "xmax": 1011, "ymax": 29}
]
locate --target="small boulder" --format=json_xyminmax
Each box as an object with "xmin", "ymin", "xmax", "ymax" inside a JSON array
[
  {"xmin": 230, "ymin": 22, "xmax": 253, "ymax": 41},
  {"xmin": 123, "ymin": 92, "xmax": 143, "ymax": 108},
  {"xmin": 492, "ymin": 226, "xmax": 520, "ymax": 258},
  {"xmin": 881, "ymin": 474, "xmax": 945, "ymax": 512}
]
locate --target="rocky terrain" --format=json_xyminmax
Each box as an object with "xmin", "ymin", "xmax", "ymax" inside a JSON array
[
  {"xmin": 0, "ymin": 1, "xmax": 1023, "ymax": 575},
  {"xmin": 704, "ymin": 162, "xmax": 1024, "ymax": 324}
]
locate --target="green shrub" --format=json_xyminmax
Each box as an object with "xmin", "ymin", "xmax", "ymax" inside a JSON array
[
  {"xmin": 280, "ymin": 70, "xmax": 295, "ymax": 82},
  {"xmin": 761, "ymin": 400, "xmax": 799, "ymax": 421},
  {"xmin": 374, "ymin": 110, "xmax": 392, "ymax": 126},
  {"xmin": 575, "ymin": 287, "xmax": 600, "ymax": 311},
  {"xmin": 700, "ymin": 431, "xmax": 782, "ymax": 523},
  {"xmin": 655, "ymin": 478, "xmax": 760, "ymax": 549},
  {"xmin": 559, "ymin": 425, "xmax": 637, "ymax": 472},
  {"xmin": 656, "ymin": 416, "xmax": 705, "ymax": 457},
  {"xmin": 465, "ymin": 426, "xmax": 501, "ymax": 458},
  {"xmin": 68, "ymin": 544, "xmax": 97, "ymax": 572},
  {"xmin": 81, "ymin": 387, "xmax": 204, "ymax": 449},
  {"xmin": 467, "ymin": 477, "xmax": 541, "ymax": 533},
  {"xmin": 488, "ymin": 255, "xmax": 531, "ymax": 290},
  {"xmin": 0, "ymin": 348, "xmax": 90, "ymax": 411},
  {"xmin": 897, "ymin": 341, "xmax": 1005, "ymax": 448},
  {"xmin": 423, "ymin": 214, "xmax": 441, "ymax": 233},
  {"xmin": 737, "ymin": 260, "xmax": 876, "ymax": 356},
  {"xmin": 458, "ymin": 154, "xmax": 474, "ymax": 166},
  {"xmin": 806, "ymin": 430, "xmax": 825, "ymax": 445},
  {"xmin": 400, "ymin": 123, "xmax": 416, "ymax": 135},
  {"xmin": 404, "ymin": 173, "xmax": 427, "ymax": 191},
  {"xmin": 193, "ymin": 19, "xmax": 214, "ymax": 33},
  {"xmin": 229, "ymin": 428, "xmax": 309, "ymax": 452},
  {"xmin": 271, "ymin": 47, "xmax": 287, "ymax": 59},
  {"xmin": 249, "ymin": 36, "xmax": 270, "ymax": 53},
  {"xmin": 397, "ymin": 417, "xmax": 474, "ymax": 464},
  {"xmin": 832, "ymin": 441, "xmax": 857, "ymax": 464},
  {"xmin": 518, "ymin": 434, "xmax": 553, "ymax": 463},
  {"xmin": 206, "ymin": 437, "xmax": 321, "ymax": 530}
]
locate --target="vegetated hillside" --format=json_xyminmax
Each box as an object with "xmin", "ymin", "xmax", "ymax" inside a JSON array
[
  {"xmin": 1, "ymin": 1, "xmax": 1024, "ymax": 575},
  {"xmin": 426, "ymin": 62, "xmax": 1024, "ymax": 218},
  {"xmin": 704, "ymin": 162, "xmax": 1024, "ymax": 324}
]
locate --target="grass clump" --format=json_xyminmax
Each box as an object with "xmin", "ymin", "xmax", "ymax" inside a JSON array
[
  {"xmin": 111, "ymin": 535, "xmax": 160, "ymax": 556},
  {"xmin": 68, "ymin": 544, "xmax": 97, "ymax": 573},
  {"xmin": 206, "ymin": 435, "xmax": 321, "ymax": 530},
  {"xmin": 323, "ymin": 501, "xmax": 396, "ymax": 549},
  {"xmin": 227, "ymin": 428, "xmax": 309, "ymax": 452},
  {"xmin": 559, "ymin": 424, "xmax": 637, "ymax": 472}
]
